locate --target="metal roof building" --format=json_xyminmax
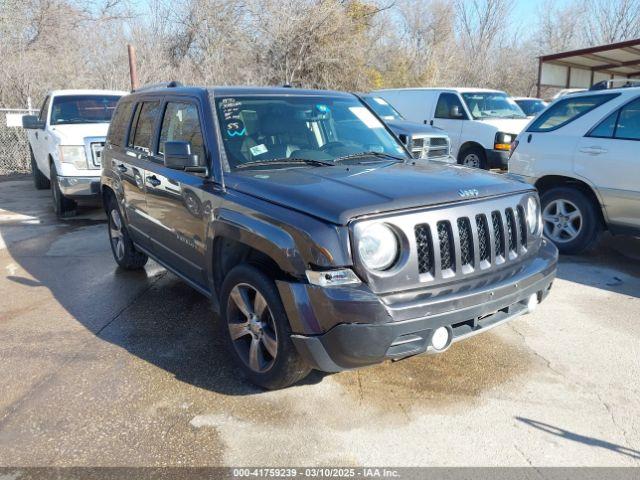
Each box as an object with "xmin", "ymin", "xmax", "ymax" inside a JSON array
[{"xmin": 536, "ymin": 38, "xmax": 640, "ymax": 96}]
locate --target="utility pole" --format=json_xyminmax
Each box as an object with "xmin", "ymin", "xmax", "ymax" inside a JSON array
[{"xmin": 127, "ymin": 44, "xmax": 139, "ymax": 91}]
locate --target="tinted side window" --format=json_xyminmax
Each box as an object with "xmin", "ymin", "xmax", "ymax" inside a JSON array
[
  {"xmin": 39, "ymin": 96, "xmax": 50, "ymax": 122},
  {"xmin": 128, "ymin": 101, "xmax": 161, "ymax": 153},
  {"xmin": 435, "ymin": 93, "xmax": 465, "ymax": 119},
  {"xmin": 614, "ymin": 98, "xmax": 640, "ymax": 141},
  {"xmin": 588, "ymin": 111, "xmax": 617, "ymax": 138},
  {"xmin": 529, "ymin": 94, "xmax": 618, "ymax": 132},
  {"xmin": 107, "ymin": 101, "xmax": 133, "ymax": 147},
  {"xmin": 158, "ymin": 102, "xmax": 205, "ymax": 163}
]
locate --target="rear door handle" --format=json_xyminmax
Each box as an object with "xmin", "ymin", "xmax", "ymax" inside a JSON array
[
  {"xmin": 579, "ymin": 146, "xmax": 607, "ymax": 155},
  {"xmin": 117, "ymin": 164, "xmax": 127, "ymax": 173},
  {"xmin": 147, "ymin": 175, "xmax": 161, "ymax": 187}
]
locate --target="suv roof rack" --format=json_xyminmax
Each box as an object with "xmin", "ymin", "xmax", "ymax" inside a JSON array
[
  {"xmin": 132, "ymin": 81, "xmax": 182, "ymax": 93},
  {"xmin": 589, "ymin": 79, "xmax": 640, "ymax": 91}
]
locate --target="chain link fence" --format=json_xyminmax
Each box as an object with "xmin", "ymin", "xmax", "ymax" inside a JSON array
[{"xmin": 0, "ymin": 109, "xmax": 37, "ymax": 176}]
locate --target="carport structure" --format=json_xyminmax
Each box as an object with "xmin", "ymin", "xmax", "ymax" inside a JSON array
[{"xmin": 536, "ymin": 38, "xmax": 640, "ymax": 97}]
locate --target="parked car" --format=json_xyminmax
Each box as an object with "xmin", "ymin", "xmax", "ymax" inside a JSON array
[
  {"xmin": 373, "ymin": 88, "xmax": 529, "ymax": 169},
  {"xmin": 101, "ymin": 84, "xmax": 557, "ymax": 389},
  {"xmin": 513, "ymin": 97, "xmax": 548, "ymax": 118},
  {"xmin": 509, "ymin": 86, "xmax": 640, "ymax": 254},
  {"xmin": 22, "ymin": 89, "xmax": 127, "ymax": 217},
  {"xmin": 358, "ymin": 94, "xmax": 452, "ymax": 162}
]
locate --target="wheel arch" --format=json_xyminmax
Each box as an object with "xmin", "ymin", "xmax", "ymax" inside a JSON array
[
  {"xmin": 535, "ymin": 175, "xmax": 607, "ymax": 229},
  {"xmin": 457, "ymin": 141, "xmax": 486, "ymax": 162}
]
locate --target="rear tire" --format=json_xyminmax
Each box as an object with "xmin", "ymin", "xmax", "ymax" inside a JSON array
[
  {"xmin": 540, "ymin": 186, "xmax": 601, "ymax": 255},
  {"xmin": 458, "ymin": 146, "xmax": 487, "ymax": 169},
  {"xmin": 220, "ymin": 264, "xmax": 311, "ymax": 390},
  {"xmin": 50, "ymin": 163, "xmax": 76, "ymax": 218},
  {"xmin": 30, "ymin": 150, "xmax": 50, "ymax": 190},
  {"xmin": 106, "ymin": 195, "xmax": 148, "ymax": 270}
]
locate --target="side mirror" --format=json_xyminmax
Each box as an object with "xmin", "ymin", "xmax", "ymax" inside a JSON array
[
  {"xmin": 22, "ymin": 115, "xmax": 45, "ymax": 129},
  {"xmin": 164, "ymin": 141, "xmax": 204, "ymax": 172},
  {"xmin": 449, "ymin": 106, "xmax": 465, "ymax": 119}
]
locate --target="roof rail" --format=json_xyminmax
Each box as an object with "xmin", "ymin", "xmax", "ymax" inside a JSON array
[
  {"xmin": 590, "ymin": 79, "xmax": 640, "ymax": 91},
  {"xmin": 132, "ymin": 81, "xmax": 182, "ymax": 93}
]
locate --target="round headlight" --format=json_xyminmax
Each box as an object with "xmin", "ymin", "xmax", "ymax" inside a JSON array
[
  {"xmin": 526, "ymin": 196, "xmax": 541, "ymax": 234},
  {"xmin": 358, "ymin": 223, "xmax": 399, "ymax": 271}
]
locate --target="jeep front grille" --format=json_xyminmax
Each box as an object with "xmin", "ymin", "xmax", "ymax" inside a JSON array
[{"xmin": 414, "ymin": 203, "xmax": 530, "ymax": 283}]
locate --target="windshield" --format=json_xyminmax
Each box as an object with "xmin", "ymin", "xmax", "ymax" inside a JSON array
[
  {"xmin": 50, "ymin": 95, "xmax": 121, "ymax": 125},
  {"xmin": 361, "ymin": 96, "xmax": 403, "ymax": 121},
  {"xmin": 215, "ymin": 95, "xmax": 410, "ymax": 171},
  {"xmin": 515, "ymin": 99, "xmax": 547, "ymax": 116},
  {"xmin": 461, "ymin": 92, "xmax": 526, "ymax": 120}
]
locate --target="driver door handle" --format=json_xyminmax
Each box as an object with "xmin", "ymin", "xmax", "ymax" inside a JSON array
[{"xmin": 147, "ymin": 175, "xmax": 161, "ymax": 187}]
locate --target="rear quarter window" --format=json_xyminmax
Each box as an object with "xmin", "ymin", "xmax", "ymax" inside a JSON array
[
  {"xmin": 528, "ymin": 94, "xmax": 619, "ymax": 132},
  {"xmin": 107, "ymin": 101, "xmax": 133, "ymax": 147}
]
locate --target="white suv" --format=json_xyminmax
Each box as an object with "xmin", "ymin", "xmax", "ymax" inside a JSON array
[
  {"xmin": 509, "ymin": 87, "xmax": 640, "ymax": 254},
  {"xmin": 22, "ymin": 89, "xmax": 127, "ymax": 217}
]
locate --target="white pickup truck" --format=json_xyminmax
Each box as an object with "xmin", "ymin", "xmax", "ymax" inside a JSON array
[{"xmin": 22, "ymin": 89, "xmax": 126, "ymax": 217}]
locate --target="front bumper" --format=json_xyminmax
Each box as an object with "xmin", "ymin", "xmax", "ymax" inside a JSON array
[
  {"xmin": 283, "ymin": 240, "xmax": 557, "ymax": 372},
  {"xmin": 485, "ymin": 148, "xmax": 510, "ymax": 169},
  {"xmin": 57, "ymin": 176, "xmax": 101, "ymax": 199}
]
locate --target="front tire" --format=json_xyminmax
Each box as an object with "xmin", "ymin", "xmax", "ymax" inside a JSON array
[
  {"xmin": 458, "ymin": 146, "xmax": 487, "ymax": 169},
  {"xmin": 50, "ymin": 163, "xmax": 76, "ymax": 217},
  {"xmin": 30, "ymin": 149, "xmax": 50, "ymax": 190},
  {"xmin": 220, "ymin": 264, "xmax": 311, "ymax": 390},
  {"xmin": 106, "ymin": 196, "xmax": 148, "ymax": 270},
  {"xmin": 540, "ymin": 186, "xmax": 601, "ymax": 254}
]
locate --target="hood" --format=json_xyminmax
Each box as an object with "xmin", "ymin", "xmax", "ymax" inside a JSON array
[
  {"xmin": 476, "ymin": 117, "xmax": 530, "ymax": 134},
  {"xmin": 226, "ymin": 161, "xmax": 533, "ymax": 225},
  {"xmin": 385, "ymin": 119, "xmax": 446, "ymax": 137},
  {"xmin": 50, "ymin": 123, "xmax": 110, "ymax": 144}
]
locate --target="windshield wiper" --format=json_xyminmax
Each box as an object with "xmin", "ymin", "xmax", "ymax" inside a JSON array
[
  {"xmin": 235, "ymin": 158, "xmax": 334, "ymax": 170},
  {"xmin": 333, "ymin": 151, "xmax": 408, "ymax": 163}
]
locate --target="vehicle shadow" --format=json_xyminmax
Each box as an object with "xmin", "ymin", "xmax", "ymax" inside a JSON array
[
  {"xmin": 516, "ymin": 417, "xmax": 640, "ymax": 460},
  {"xmin": 555, "ymin": 234, "xmax": 640, "ymax": 299},
  {"xmin": 0, "ymin": 178, "xmax": 323, "ymax": 396}
]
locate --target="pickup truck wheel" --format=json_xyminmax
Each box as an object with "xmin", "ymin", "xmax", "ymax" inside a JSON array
[
  {"xmin": 541, "ymin": 187, "xmax": 601, "ymax": 255},
  {"xmin": 106, "ymin": 197, "xmax": 148, "ymax": 270},
  {"xmin": 50, "ymin": 163, "xmax": 76, "ymax": 218},
  {"xmin": 221, "ymin": 264, "xmax": 311, "ymax": 390},
  {"xmin": 30, "ymin": 150, "xmax": 50, "ymax": 190},
  {"xmin": 458, "ymin": 146, "xmax": 487, "ymax": 169}
]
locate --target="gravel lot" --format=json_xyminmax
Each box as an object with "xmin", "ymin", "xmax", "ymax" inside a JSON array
[{"xmin": 0, "ymin": 177, "xmax": 639, "ymax": 467}]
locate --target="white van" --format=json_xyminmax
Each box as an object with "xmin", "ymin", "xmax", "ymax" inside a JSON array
[{"xmin": 373, "ymin": 88, "xmax": 530, "ymax": 169}]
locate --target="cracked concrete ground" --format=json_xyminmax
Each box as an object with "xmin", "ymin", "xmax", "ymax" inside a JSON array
[{"xmin": 0, "ymin": 177, "xmax": 639, "ymax": 466}]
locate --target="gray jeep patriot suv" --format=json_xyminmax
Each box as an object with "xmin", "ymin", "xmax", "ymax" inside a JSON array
[{"xmin": 101, "ymin": 83, "xmax": 558, "ymax": 389}]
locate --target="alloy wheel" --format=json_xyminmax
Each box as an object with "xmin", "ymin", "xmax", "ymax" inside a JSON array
[
  {"xmin": 543, "ymin": 199, "xmax": 583, "ymax": 243},
  {"xmin": 109, "ymin": 208, "xmax": 125, "ymax": 261},
  {"xmin": 227, "ymin": 283, "xmax": 278, "ymax": 373}
]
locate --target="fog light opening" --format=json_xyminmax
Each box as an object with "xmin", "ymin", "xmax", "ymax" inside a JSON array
[
  {"xmin": 430, "ymin": 326, "xmax": 452, "ymax": 352},
  {"xmin": 526, "ymin": 293, "xmax": 539, "ymax": 313}
]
